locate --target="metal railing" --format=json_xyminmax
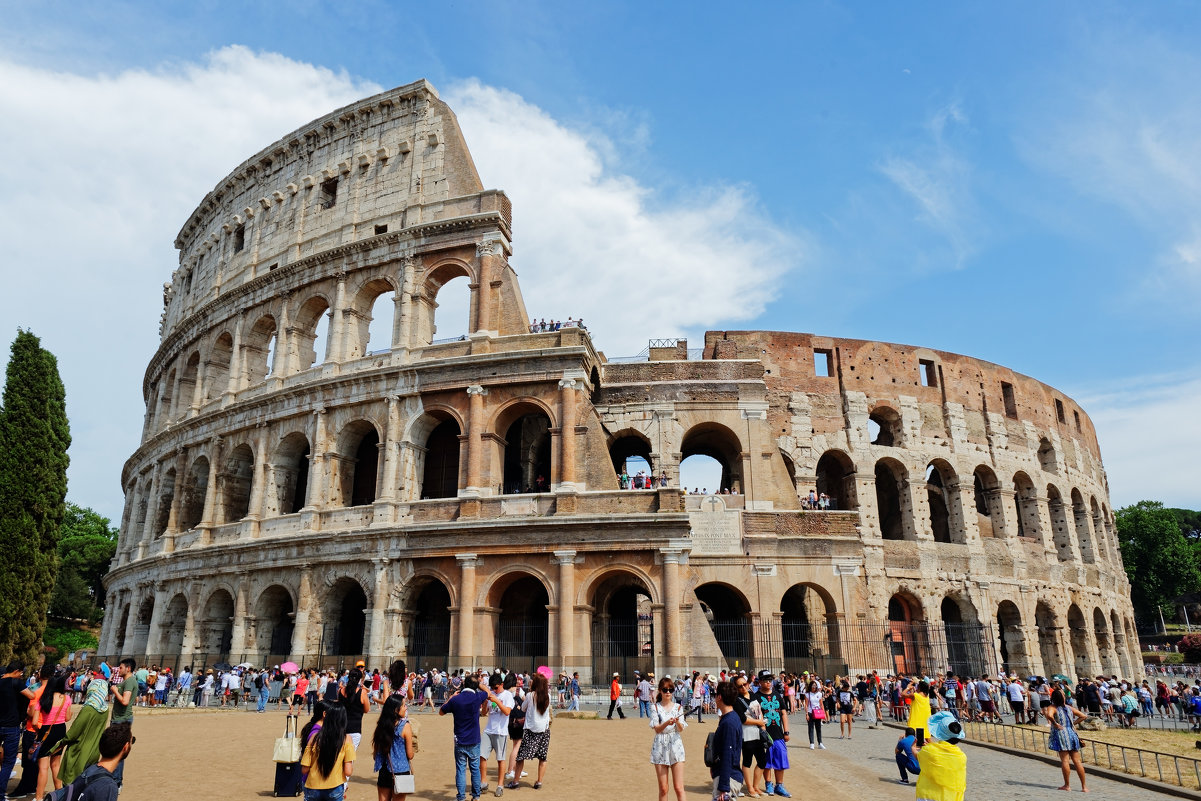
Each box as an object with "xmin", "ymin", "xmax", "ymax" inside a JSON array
[{"xmin": 964, "ymin": 719, "xmax": 1201, "ymax": 791}]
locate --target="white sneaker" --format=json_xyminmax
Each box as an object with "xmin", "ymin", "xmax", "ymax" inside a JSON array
[
  {"xmin": 809, "ymin": 743, "xmax": 815, "ymax": 749},
  {"xmin": 504, "ymin": 772, "xmax": 514, "ymax": 780},
  {"xmin": 818, "ymin": 743, "xmax": 827, "ymax": 750},
  {"xmin": 520, "ymin": 772, "xmax": 528, "ymax": 778}
]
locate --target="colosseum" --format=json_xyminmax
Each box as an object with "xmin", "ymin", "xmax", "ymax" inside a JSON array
[{"xmin": 98, "ymin": 79, "xmax": 1139, "ymax": 682}]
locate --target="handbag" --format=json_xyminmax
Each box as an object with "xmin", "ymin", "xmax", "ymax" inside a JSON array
[
  {"xmin": 393, "ymin": 772, "xmax": 415, "ymax": 794},
  {"xmin": 812, "ymin": 707, "xmax": 826, "ymax": 721},
  {"xmin": 273, "ymin": 714, "xmax": 302, "ymax": 763}
]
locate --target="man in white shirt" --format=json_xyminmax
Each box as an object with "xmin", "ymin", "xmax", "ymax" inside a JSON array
[
  {"xmin": 482, "ymin": 673, "xmax": 513, "ymax": 798},
  {"xmin": 1006, "ymin": 678, "xmax": 1026, "ymax": 721},
  {"xmin": 637, "ymin": 673, "xmax": 654, "ymax": 718}
]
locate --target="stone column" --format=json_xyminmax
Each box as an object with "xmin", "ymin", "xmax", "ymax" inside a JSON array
[
  {"xmin": 224, "ymin": 317, "xmax": 243, "ymax": 398},
  {"xmin": 199, "ymin": 437, "xmax": 222, "ymax": 531},
  {"xmin": 99, "ymin": 592, "xmax": 120, "ymax": 655},
  {"xmin": 143, "ymin": 583, "xmax": 168, "ymax": 657},
  {"xmin": 189, "ymin": 357, "xmax": 207, "ymax": 415},
  {"xmin": 164, "ymin": 448, "xmax": 187, "ymax": 552},
  {"xmin": 244, "ymin": 425, "xmax": 268, "ymax": 536},
  {"xmin": 395, "ymin": 256, "xmax": 416, "ymax": 356},
  {"xmin": 271, "ymin": 292, "xmax": 290, "ymax": 385},
  {"xmin": 554, "ymin": 551, "xmax": 576, "ymax": 668},
  {"xmin": 949, "ymin": 479, "xmax": 980, "ymax": 544},
  {"xmin": 138, "ymin": 462, "xmax": 162, "ymax": 557},
  {"xmin": 660, "ymin": 546, "xmax": 688, "ymax": 671},
  {"xmin": 455, "ymin": 554, "xmax": 479, "ymax": 665},
  {"xmin": 557, "ymin": 378, "xmax": 579, "ymax": 491},
  {"xmin": 995, "ymin": 488, "xmax": 1018, "ymax": 539},
  {"xmin": 121, "ymin": 587, "xmax": 142, "ymax": 656},
  {"xmin": 474, "ymin": 239, "xmax": 502, "ymax": 333},
  {"xmin": 376, "ymin": 397, "xmax": 401, "ymax": 516},
  {"xmin": 180, "ymin": 597, "xmax": 198, "ymax": 661},
  {"xmin": 367, "ymin": 559, "xmax": 391, "ymax": 662},
  {"xmin": 330, "ymin": 272, "xmax": 349, "ymax": 364},
  {"xmin": 290, "ymin": 566, "xmax": 314, "ymax": 658},
  {"xmin": 462, "ymin": 385, "xmax": 488, "ymax": 497},
  {"xmin": 228, "ymin": 575, "xmax": 250, "ymax": 659}
]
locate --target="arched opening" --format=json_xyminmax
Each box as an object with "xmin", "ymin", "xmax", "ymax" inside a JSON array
[
  {"xmin": 255, "ymin": 585, "xmax": 295, "ymax": 658},
  {"xmin": 295, "ymin": 296, "xmax": 332, "ymax": 370},
  {"xmin": 153, "ymin": 468, "xmax": 177, "ymax": 537},
  {"xmin": 1111, "ymin": 610, "xmax": 1127, "ymax": 676},
  {"xmin": 941, "ymin": 596, "xmax": 987, "ymax": 676},
  {"xmin": 781, "ymin": 584, "xmax": 840, "ymax": 674},
  {"xmin": 815, "ymin": 450, "xmax": 857, "ymax": 510},
  {"xmin": 161, "ymin": 594, "xmax": 189, "ymax": 655},
  {"xmin": 868, "ymin": 406, "xmax": 902, "ymax": 447},
  {"xmin": 353, "ymin": 279, "xmax": 396, "ymax": 357},
  {"xmin": 200, "ymin": 589, "xmax": 235, "ymax": 658},
  {"xmin": 681, "ymin": 422, "xmax": 744, "ymax": 494},
  {"xmin": 179, "ymin": 456, "xmax": 208, "ymax": 530},
  {"xmin": 1071, "ymin": 489, "xmax": 1095, "ymax": 563},
  {"xmin": 1035, "ymin": 601, "xmax": 1062, "ymax": 676},
  {"xmin": 131, "ymin": 596, "xmax": 154, "ymax": 654},
  {"xmin": 1090, "ymin": 497, "xmax": 1107, "ymax": 560},
  {"xmin": 323, "ymin": 578, "xmax": 368, "ymax": 657},
  {"xmin": 218, "ymin": 444, "xmax": 254, "ymax": 524},
  {"xmin": 337, "ymin": 422, "xmax": 380, "ymax": 507},
  {"xmin": 243, "ymin": 315, "xmax": 277, "ymax": 385},
  {"xmin": 421, "ymin": 419, "xmax": 461, "ymax": 499},
  {"xmin": 1067, "ymin": 604, "xmax": 1089, "ymax": 677},
  {"xmin": 589, "ymin": 367, "xmax": 601, "ymax": 406},
  {"xmin": 179, "ymin": 351, "xmax": 200, "ymax": 415},
  {"xmin": 609, "ymin": 431, "xmax": 653, "ymax": 488},
  {"xmin": 679, "ymin": 454, "xmax": 723, "ymax": 495},
  {"xmin": 132, "ymin": 482, "xmax": 151, "ymax": 544},
  {"xmin": 887, "ymin": 592, "xmax": 928, "ymax": 675},
  {"xmin": 1093, "ymin": 607, "xmax": 1116, "ymax": 675},
  {"xmin": 501, "ymin": 408, "xmax": 552, "ymax": 494},
  {"xmin": 874, "ymin": 459, "xmax": 907, "ymax": 540},
  {"xmin": 205, "ymin": 332, "xmax": 233, "ymax": 400},
  {"xmin": 1037, "ymin": 438, "xmax": 1058, "ymax": 474},
  {"xmin": 158, "ymin": 369, "xmax": 176, "ymax": 426},
  {"xmin": 431, "ymin": 274, "xmax": 471, "ymax": 343},
  {"xmin": 925, "ymin": 462, "xmax": 955, "ymax": 543},
  {"xmin": 113, "ymin": 604, "xmax": 130, "ymax": 652},
  {"xmin": 1047, "ymin": 485, "xmax": 1073, "ymax": 561},
  {"xmin": 590, "ymin": 571, "xmax": 655, "ymax": 679},
  {"xmin": 973, "ymin": 466, "xmax": 1002, "ymax": 537},
  {"xmin": 407, "ymin": 579, "xmax": 452, "ymax": 667},
  {"xmin": 693, "ymin": 583, "xmax": 752, "ymax": 665},
  {"xmin": 996, "ymin": 600, "xmax": 1031, "ymax": 677},
  {"xmin": 494, "ymin": 574, "xmax": 550, "ymax": 669},
  {"xmin": 272, "ymin": 432, "xmax": 311, "ymax": 515},
  {"xmin": 1012, "ymin": 472, "xmax": 1040, "ymax": 541}
]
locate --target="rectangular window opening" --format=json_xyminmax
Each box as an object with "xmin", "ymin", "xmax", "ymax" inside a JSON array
[
  {"xmin": 268, "ymin": 263, "xmax": 278, "ymax": 272},
  {"xmin": 319, "ymin": 177, "xmax": 338, "ymax": 209},
  {"xmin": 1054, "ymin": 398, "xmax": 1066, "ymax": 424},
  {"xmin": 233, "ymin": 224, "xmax": 245, "ymax": 253},
  {"xmin": 1073, "ymin": 410, "xmax": 1081, "ymax": 432},
  {"xmin": 1001, "ymin": 381, "xmax": 1018, "ymax": 419},
  {"xmin": 919, "ymin": 359, "xmax": 938, "ymax": 388},
  {"xmin": 813, "ymin": 349, "xmax": 833, "ymax": 378},
  {"xmin": 374, "ymin": 224, "xmax": 388, "ymax": 235}
]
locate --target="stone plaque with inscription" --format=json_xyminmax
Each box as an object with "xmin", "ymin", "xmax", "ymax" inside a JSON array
[{"xmin": 688, "ymin": 495, "xmax": 742, "ymax": 555}]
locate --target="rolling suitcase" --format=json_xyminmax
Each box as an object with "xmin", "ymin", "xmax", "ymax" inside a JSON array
[
  {"xmin": 273, "ymin": 714, "xmax": 303, "ymax": 797},
  {"xmin": 273, "ymin": 760, "xmax": 302, "ymax": 797}
]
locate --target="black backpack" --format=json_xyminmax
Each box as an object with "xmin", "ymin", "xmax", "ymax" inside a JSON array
[{"xmin": 703, "ymin": 731, "xmax": 716, "ymax": 768}]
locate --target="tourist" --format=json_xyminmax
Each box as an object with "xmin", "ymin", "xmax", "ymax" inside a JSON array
[
  {"xmin": 649, "ymin": 676, "xmax": 686, "ymax": 801},
  {"xmin": 1046, "ymin": 688, "xmax": 1090, "ymax": 792},
  {"xmin": 508, "ymin": 672, "xmax": 552, "ymax": 790},
  {"xmin": 299, "ymin": 701, "xmax": 330, "ymax": 787},
  {"xmin": 637, "ymin": 672, "xmax": 654, "ymax": 718},
  {"xmin": 31, "ymin": 667, "xmax": 70, "ymax": 798},
  {"xmin": 802, "ymin": 679, "xmax": 826, "ymax": 752},
  {"xmin": 709, "ymin": 681, "xmax": 743, "ymax": 800},
  {"xmin": 300, "ymin": 704, "xmax": 355, "ymax": 801},
  {"xmin": 751, "ymin": 669, "xmax": 790, "ymax": 797},
  {"xmin": 894, "ymin": 726, "xmax": 920, "ymax": 784},
  {"xmin": 341, "ymin": 668, "xmax": 372, "ymax": 753},
  {"xmin": 57, "ymin": 668, "xmax": 110, "ymax": 784},
  {"xmin": 439, "ymin": 672, "xmax": 491, "ymax": 801},
  {"xmin": 733, "ymin": 675, "xmax": 766, "ymax": 796},
  {"xmin": 837, "ymin": 679, "xmax": 856, "ymax": 739},
  {"xmin": 201, "ymin": 669, "xmax": 215, "ymax": 707},
  {"xmin": 915, "ymin": 711, "xmax": 967, "ymax": 801},
  {"xmin": 175, "ymin": 666, "xmax": 192, "ymax": 706},
  {"xmin": 372, "ymin": 694, "xmax": 415, "ymax": 801},
  {"xmin": 0, "ymin": 660, "xmax": 33, "ymax": 798},
  {"xmin": 69, "ymin": 722, "xmax": 134, "ymax": 801},
  {"xmin": 905, "ymin": 680, "xmax": 933, "ymax": 746},
  {"xmin": 567, "ymin": 672, "xmax": 580, "ymax": 711},
  {"xmin": 481, "ymin": 673, "xmax": 513, "ymax": 797},
  {"xmin": 607, "ymin": 672, "xmax": 626, "ymax": 719},
  {"xmin": 292, "ymin": 670, "xmax": 310, "ymax": 714}
]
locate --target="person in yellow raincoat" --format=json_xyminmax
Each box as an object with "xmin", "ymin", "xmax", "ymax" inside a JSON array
[
  {"xmin": 904, "ymin": 680, "xmax": 932, "ymax": 746},
  {"xmin": 915, "ymin": 711, "xmax": 966, "ymax": 801}
]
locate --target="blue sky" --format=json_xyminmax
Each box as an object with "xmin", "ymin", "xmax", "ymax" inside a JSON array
[{"xmin": 1, "ymin": 1, "xmax": 1198, "ymax": 518}]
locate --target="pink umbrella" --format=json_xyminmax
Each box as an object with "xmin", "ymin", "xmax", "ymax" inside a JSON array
[
  {"xmin": 536, "ymin": 665, "xmax": 552, "ymax": 680},
  {"xmin": 280, "ymin": 661, "xmax": 300, "ymax": 673}
]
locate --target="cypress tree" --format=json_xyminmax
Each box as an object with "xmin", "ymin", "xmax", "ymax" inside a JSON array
[{"xmin": 0, "ymin": 330, "xmax": 71, "ymax": 665}]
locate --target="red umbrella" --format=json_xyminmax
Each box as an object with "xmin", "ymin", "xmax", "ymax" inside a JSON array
[{"xmin": 280, "ymin": 661, "xmax": 300, "ymax": 673}]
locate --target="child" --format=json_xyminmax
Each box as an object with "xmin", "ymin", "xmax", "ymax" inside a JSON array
[
  {"xmin": 915, "ymin": 711, "xmax": 966, "ymax": 801},
  {"xmin": 894, "ymin": 727, "xmax": 920, "ymax": 784}
]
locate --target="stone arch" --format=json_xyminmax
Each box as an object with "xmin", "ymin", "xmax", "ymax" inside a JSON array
[
  {"xmin": 179, "ymin": 455, "xmax": 209, "ymax": 531},
  {"xmin": 179, "ymin": 351, "xmax": 201, "ymax": 416},
  {"xmin": 272, "ymin": 431, "xmax": 311, "ymax": 515},
  {"xmin": 608, "ymin": 429, "xmax": 653, "ymax": 484},
  {"xmin": 254, "ymin": 584, "xmax": 296, "ymax": 657},
  {"xmin": 1070, "ymin": 489, "xmax": 1096, "ymax": 563},
  {"xmin": 815, "ymin": 449, "xmax": 857, "ymax": 510},
  {"xmin": 693, "ymin": 581, "xmax": 753, "ymax": 665},
  {"xmin": 243, "ymin": 314, "xmax": 278, "ymax": 385},
  {"xmin": 131, "ymin": 595, "xmax": 155, "ymax": 654},
  {"xmin": 218, "ymin": 443, "xmax": 254, "ymax": 523},
  {"xmin": 131, "ymin": 477, "xmax": 152, "ymax": 545},
  {"xmin": 1093, "ymin": 607, "xmax": 1117, "ymax": 675},
  {"xmin": 1047, "ymin": 484, "xmax": 1073, "ymax": 561},
  {"xmin": 199, "ymin": 587, "xmax": 235, "ymax": 657},
  {"xmin": 588, "ymin": 568, "xmax": 657, "ymax": 677},
  {"xmin": 153, "ymin": 466, "xmax": 177, "ymax": 537},
  {"xmin": 1012, "ymin": 471, "xmax": 1041, "ymax": 541},
  {"xmin": 1037, "ymin": 437, "xmax": 1058, "ymax": 474},
  {"xmin": 1067, "ymin": 603, "xmax": 1090, "ymax": 677},
  {"xmin": 925, "ymin": 459, "xmax": 963, "ymax": 544},
  {"xmin": 781, "ymin": 583, "xmax": 840, "ymax": 671},
  {"xmin": 335, "ymin": 420, "xmax": 381, "ymax": 507},
  {"xmin": 1110, "ymin": 610, "xmax": 1128, "ymax": 676},
  {"xmin": 161, "ymin": 594, "xmax": 189, "ymax": 655},
  {"xmin": 681, "ymin": 422, "xmax": 745, "ymax": 494},
  {"xmin": 973, "ymin": 465, "xmax": 1003, "ymax": 537},
  {"xmin": 113, "ymin": 603, "xmax": 131, "ymax": 652},
  {"xmin": 158, "ymin": 368, "xmax": 176, "ymax": 427},
  {"xmin": 941, "ymin": 594, "xmax": 988, "ymax": 676},
  {"xmin": 887, "ymin": 590, "xmax": 929, "ymax": 675},
  {"xmin": 1090, "ymin": 497, "xmax": 1107, "ymax": 560},
  {"xmin": 491, "ymin": 570, "xmax": 552, "ymax": 667},
  {"xmin": 205, "ymin": 331, "xmax": 234, "ymax": 401},
  {"xmin": 1035, "ymin": 601, "xmax": 1063, "ymax": 676},
  {"xmin": 418, "ymin": 414, "xmax": 462, "ymax": 500},
  {"xmin": 322, "ymin": 577, "xmax": 368, "ymax": 657},
  {"xmin": 874, "ymin": 457, "xmax": 910, "ymax": 540},
  {"xmin": 996, "ymin": 600, "xmax": 1031, "ymax": 677},
  {"xmin": 349, "ymin": 276, "xmax": 398, "ymax": 358},
  {"xmin": 493, "ymin": 400, "xmax": 554, "ymax": 494},
  {"xmin": 419, "ymin": 259, "xmax": 475, "ymax": 345},
  {"xmin": 404, "ymin": 574, "xmax": 454, "ymax": 666},
  {"xmin": 293, "ymin": 295, "xmax": 333, "ymax": 371},
  {"xmin": 868, "ymin": 404, "xmax": 903, "ymax": 447}
]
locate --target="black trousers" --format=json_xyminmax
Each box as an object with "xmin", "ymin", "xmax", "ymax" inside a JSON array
[
  {"xmin": 607, "ymin": 699, "xmax": 625, "ymax": 719},
  {"xmin": 11, "ymin": 730, "xmax": 36, "ymax": 794}
]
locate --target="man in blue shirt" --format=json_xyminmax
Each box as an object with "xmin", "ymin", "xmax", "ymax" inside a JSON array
[
  {"xmin": 894, "ymin": 726, "xmax": 920, "ymax": 784},
  {"xmin": 440, "ymin": 672, "xmax": 505, "ymax": 801},
  {"xmin": 710, "ymin": 681, "xmax": 743, "ymax": 800},
  {"xmin": 568, "ymin": 672, "xmax": 580, "ymax": 711}
]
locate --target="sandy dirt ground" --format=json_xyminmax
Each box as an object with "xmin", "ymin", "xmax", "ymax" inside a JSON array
[{"xmin": 9, "ymin": 706, "xmax": 915, "ymax": 801}]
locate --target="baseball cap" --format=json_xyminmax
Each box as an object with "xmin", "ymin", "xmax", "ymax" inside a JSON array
[
  {"xmin": 927, "ymin": 711, "xmax": 966, "ymax": 743},
  {"xmin": 757, "ymin": 669, "xmax": 774, "ymax": 682}
]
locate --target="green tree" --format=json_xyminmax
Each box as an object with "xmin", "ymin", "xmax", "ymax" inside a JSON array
[
  {"xmin": 1171, "ymin": 508, "xmax": 1201, "ymax": 542},
  {"xmin": 49, "ymin": 502, "xmax": 117, "ymax": 621},
  {"xmin": 1117, "ymin": 500, "xmax": 1201, "ymax": 623},
  {"xmin": 0, "ymin": 330, "xmax": 71, "ymax": 666}
]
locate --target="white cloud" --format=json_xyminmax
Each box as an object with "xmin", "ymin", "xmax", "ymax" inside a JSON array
[
  {"xmin": 1078, "ymin": 370, "xmax": 1201, "ymax": 510},
  {"xmin": 0, "ymin": 52, "xmax": 799, "ymax": 520},
  {"xmin": 0, "ymin": 46, "xmax": 380, "ymax": 520},
  {"xmin": 445, "ymin": 80, "xmax": 800, "ymax": 355}
]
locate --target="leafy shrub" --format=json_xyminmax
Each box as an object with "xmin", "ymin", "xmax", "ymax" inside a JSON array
[
  {"xmin": 42, "ymin": 625, "xmax": 99, "ymax": 662},
  {"xmin": 1179, "ymin": 633, "xmax": 1201, "ymax": 663}
]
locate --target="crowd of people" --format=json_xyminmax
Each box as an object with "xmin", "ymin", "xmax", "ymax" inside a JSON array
[
  {"xmin": 527, "ymin": 318, "xmax": 585, "ymax": 333},
  {"xmin": 2, "ymin": 651, "xmax": 1189, "ymax": 800}
]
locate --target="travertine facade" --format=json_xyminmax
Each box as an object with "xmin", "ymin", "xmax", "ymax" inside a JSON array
[{"xmin": 100, "ymin": 81, "xmax": 1138, "ymax": 680}]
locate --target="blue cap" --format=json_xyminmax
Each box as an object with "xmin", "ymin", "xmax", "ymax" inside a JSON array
[{"xmin": 927, "ymin": 711, "xmax": 966, "ymax": 743}]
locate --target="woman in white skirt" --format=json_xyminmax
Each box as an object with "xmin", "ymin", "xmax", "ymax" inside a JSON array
[{"xmin": 650, "ymin": 676, "xmax": 687, "ymax": 801}]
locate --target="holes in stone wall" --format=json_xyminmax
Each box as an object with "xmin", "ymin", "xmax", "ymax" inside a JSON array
[
  {"xmin": 919, "ymin": 359, "xmax": 937, "ymax": 388},
  {"xmin": 320, "ymin": 177, "xmax": 338, "ymax": 209},
  {"xmin": 1001, "ymin": 382, "xmax": 1018, "ymax": 418},
  {"xmin": 814, "ymin": 349, "xmax": 833, "ymax": 377}
]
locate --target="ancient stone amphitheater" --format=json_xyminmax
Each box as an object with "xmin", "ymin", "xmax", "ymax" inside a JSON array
[{"xmin": 99, "ymin": 80, "xmax": 1138, "ymax": 681}]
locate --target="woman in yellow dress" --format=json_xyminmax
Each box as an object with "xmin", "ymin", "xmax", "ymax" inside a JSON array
[{"xmin": 903, "ymin": 680, "xmax": 932, "ymax": 747}]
